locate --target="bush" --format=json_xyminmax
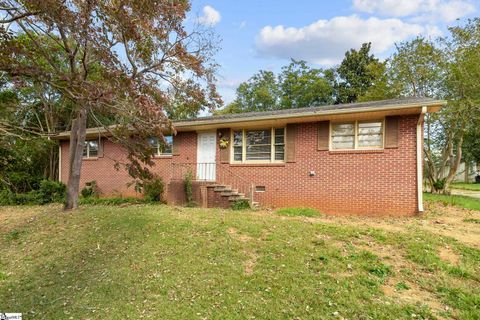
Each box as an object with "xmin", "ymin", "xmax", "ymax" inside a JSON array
[
  {"xmin": 0, "ymin": 189, "xmax": 16, "ymax": 205},
  {"xmin": 143, "ymin": 177, "xmax": 165, "ymax": 202},
  {"xmin": 231, "ymin": 199, "xmax": 250, "ymax": 210},
  {"xmin": 184, "ymin": 171, "xmax": 195, "ymax": 206},
  {"xmin": 81, "ymin": 181, "xmax": 98, "ymax": 198},
  {"xmin": 275, "ymin": 207, "xmax": 321, "ymax": 217},
  {"xmin": 0, "ymin": 180, "xmax": 65, "ymax": 206},
  {"xmin": 36, "ymin": 180, "xmax": 66, "ymax": 204}
]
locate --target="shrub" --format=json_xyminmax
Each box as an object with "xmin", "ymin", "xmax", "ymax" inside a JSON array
[
  {"xmin": 184, "ymin": 171, "xmax": 195, "ymax": 206},
  {"xmin": 275, "ymin": 207, "xmax": 320, "ymax": 217},
  {"xmin": 81, "ymin": 181, "xmax": 98, "ymax": 198},
  {"xmin": 0, "ymin": 189, "xmax": 16, "ymax": 205},
  {"xmin": 143, "ymin": 177, "xmax": 164, "ymax": 202},
  {"xmin": 36, "ymin": 180, "xmax": 66, "ymax": 204},
  {"xmin": 231, "ymin": 199, "xmax": 250, "ymax": 210}
]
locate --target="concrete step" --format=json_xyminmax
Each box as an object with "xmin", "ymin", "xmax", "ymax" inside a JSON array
[{"xmin": 228, "ymin": 194, "xmax": 245, "ymax": 201}]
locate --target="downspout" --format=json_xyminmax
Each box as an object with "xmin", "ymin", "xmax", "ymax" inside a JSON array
[
  {"xmin": 58, "ymin": 143, "xmax": 62, "ymax": 183},
  {"xmin": 417, "ymin": 107, "xmax": 427, "ymax": 213}
]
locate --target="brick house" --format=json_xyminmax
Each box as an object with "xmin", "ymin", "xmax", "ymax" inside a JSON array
[{"xmin": 54, "ymin": 97, "xmax": 444, "ymax": 216}]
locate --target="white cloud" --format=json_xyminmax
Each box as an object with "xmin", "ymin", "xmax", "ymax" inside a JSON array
[
  {"xmin": 353, "ymin": 0, "xmax": 476, "ymax": 22},
  {"xmin": 255, "ymin": 15, "xmax": 429, "ymax": 66},
  {"xmin": 239, "ymin": 21, "xmax": 247, "ymax": 29},
  {"xmin": 198, "ymin": 5, "xmax": 221, "ymax": 26},
  {"xmin": 216, "ymin": 78, "xmax": 244, "ymax": 89}
]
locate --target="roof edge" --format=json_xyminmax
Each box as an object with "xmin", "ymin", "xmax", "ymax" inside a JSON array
[{"xmin": 51, "ymin": 98, "xmax": 446, "ymax": 140}]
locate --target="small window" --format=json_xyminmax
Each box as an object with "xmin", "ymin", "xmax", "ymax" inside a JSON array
[
  {"xmin": 331, "ymin": 120, "xmax": 384, "ymax": 150},
  {"xmin": 83, "ymin": 140, "xmax": 99, "ymax": 158},
  {"xmin": 147, "ymin": 136, "xmax": 173, "ymax": 156}
]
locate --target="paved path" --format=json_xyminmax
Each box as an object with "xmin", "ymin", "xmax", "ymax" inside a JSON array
[{"xmin": 451, "ymin": 188, "xmax": 480, "ymax": 199}]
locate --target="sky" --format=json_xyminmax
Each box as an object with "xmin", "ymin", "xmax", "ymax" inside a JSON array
[{"xmin": 187, "ymin": 0, "xmax": 478, "ymax": 106}]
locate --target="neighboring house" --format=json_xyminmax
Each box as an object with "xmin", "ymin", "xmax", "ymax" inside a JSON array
[
  {"xmin": 450, "ymin": 161, "xmax": 478, "ymax": 183},
  {"xmin": 54, "ymin": 97, "xmax": 444, "ymax": 216}
]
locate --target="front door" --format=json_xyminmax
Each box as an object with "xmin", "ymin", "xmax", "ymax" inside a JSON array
[{"xmin": 197, "ymin": 132, "xmax": 216, "ymax": 181}]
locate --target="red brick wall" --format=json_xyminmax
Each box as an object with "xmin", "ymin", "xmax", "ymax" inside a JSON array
[
  {"xmin": 60, "ymin": 115, "xmax": 421, "ymax": 216},
  {"xmin": 216, "ymin": 115, "xmax": 420, "ymax": 216},
  {"xmin": 60, "ymin": 131, "xmax": 198, "ymax": 202}
]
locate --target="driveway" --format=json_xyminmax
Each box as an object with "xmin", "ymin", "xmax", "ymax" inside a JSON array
[{"xmin": 451, "ymin": 188, "xmax": 480, "ymax": 199}]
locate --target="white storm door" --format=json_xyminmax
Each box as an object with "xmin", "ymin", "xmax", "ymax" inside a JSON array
[{"xmin": 197, "ymin": 132, "xmax": 216, "ymax": 181}]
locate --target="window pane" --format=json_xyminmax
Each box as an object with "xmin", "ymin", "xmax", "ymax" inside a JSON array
[
  {"xmin": 233, "ymin": 131, "xmax": 243, "ymax": 146},
  {"xmin": 147, "ymin": 137, "xmax": 159, "ymax": 155},
  {"xmin": 233, "ymin": 131, "xmax": 243, "ymax": 161},
  {"xmin": 358, "ymin": 121, "xmax": 382, "ymax": 148},
  {"xmin": 234, "ymin": 146, "xmax": 242, "ymax": 161},
  {"xmin": 332, "ymin": 123, "xmax": 355, "ymax": 149},
  {"xmin": 275, "ymin": 145, "xmax": 285, "ymax": 160},
  {"xmin": 88, "ymin": 140, "xmax": 99, "ymax": 157},
  {"xmin": 246, "ymin": 130, "xmax": 271, "ymax": 160},
  {"xmin": 274, "ymin": 128, "xmax": 285, "ymax": 161},
  {"xmin": 161, "ymin": 136, "xmax": 173, "ymax": 154},
  {"xmin": 83, "ymin": 141, "xmax": 88, "ymax": 157}
]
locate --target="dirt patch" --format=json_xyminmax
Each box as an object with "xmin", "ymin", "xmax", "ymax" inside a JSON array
[
  {"xmin": 354, "ymin": 239, "xmax": 450, "ymax": 318},
  {"xmin": 255, "ymin": 202, "xmax": 480, "ymax": 249},
  {"xmin": 244, "ymin": 250, "xmax": 258, "ymax": 276},
  {"xmin": 381, "ymin": 278, "xmax": 448, "ymax": 318},
  {"xmin": 227, "ymin": 227, "xmax": 253, "ymax": 243},
  {"xmin": 438, "ymin": 246, "xmax": 461, "ymax": 265}
]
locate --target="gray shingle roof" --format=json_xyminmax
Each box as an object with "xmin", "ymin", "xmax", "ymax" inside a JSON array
[{"xmin": 176, "ymin": 97, "xmax": 443, "ymax": 124}]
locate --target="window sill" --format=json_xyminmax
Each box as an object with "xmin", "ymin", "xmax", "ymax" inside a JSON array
[
  {"xmin": 153, "ymin": 155, "xmax": 173, "ymax": 159},
  {"xmin": 328, "ymin": 149, "xmax": 384, "ymax": 155},
  {"xmin": 229, "ymin": 163, "xmax": 286, "ymax": 167},
  {"xmin": 82, "ymin": 157, "xmax": 99, "ymax": 161}
]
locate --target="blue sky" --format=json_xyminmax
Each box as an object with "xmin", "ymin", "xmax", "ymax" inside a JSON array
[{"xmin": 189, "ymin": 0, "xmax": 478, "ymax": 105}]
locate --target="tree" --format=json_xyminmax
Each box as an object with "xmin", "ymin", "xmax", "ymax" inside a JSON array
[
  {"xmin": 334, "ymin": 42, "xmax": 384, "ymax": 104},
  {"xmin": 357, "ymin": 60, "xmax": 400, "ymax": 102},
  {"xmin": 278, "ymin": 59, "xmax": 333, "ymax": 108},
  {"xmin": 222, "ymin": 70, "xmax": 279, "ymax": 114},
  {"xmin": 0, "ymin": 0, "xmax": 221, "ymax": 209},
  {"xmin": 422, "ymin": 20, "xmax": 480, "ymax": 192},
  {"xmin": 218, "ymin": 60, "xmax": 335, "ymax": 114},
  {"xmin": 389, "ymin": 37, "xmax": 445, "ymax": 98}
]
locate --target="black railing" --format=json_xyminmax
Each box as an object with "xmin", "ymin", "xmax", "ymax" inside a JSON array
[{"xmin": 171, "ymin": 162, "xmax": 254, "ymax": 206}]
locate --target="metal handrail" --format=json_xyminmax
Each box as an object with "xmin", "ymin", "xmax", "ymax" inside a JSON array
[{"xmin": 170, "ymin": 162, "xmax": 254, "ymax": 206}]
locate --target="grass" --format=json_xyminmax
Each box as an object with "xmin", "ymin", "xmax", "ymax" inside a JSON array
[
  {"xmin": 275, "ymin": 207, "xmax": 321, "ymax": 217},
  {"xmin": 424, "ymin": 192, "xmax": 480, "ymax": 211},
  {"xmin": 0, "ymin": 204, "xmax": 479, "ymax": 319},
  {"xmin": 451, "ymin": 183, "xmax": 480, "ymax": 191}
]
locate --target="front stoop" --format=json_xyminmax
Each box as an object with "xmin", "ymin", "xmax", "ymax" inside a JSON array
[{"xmin": 206, "ymin": 184, "xmax": 252, "ymax": 209}]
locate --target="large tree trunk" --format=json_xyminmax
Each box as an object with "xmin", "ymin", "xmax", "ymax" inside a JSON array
[{"xmin": 64, "ymin": 108, "xmax": 88, "ymax": 210}]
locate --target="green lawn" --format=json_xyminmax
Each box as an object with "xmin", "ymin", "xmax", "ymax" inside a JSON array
[
  {"xmin": 1, "ymin": 204, "xmax": 479, "ymax": 319},
  {"xmin": 424, "ymin": 192, "xmax": 480, "ymax": 211},
  {"xmin": 451, "ymin": 183, "xmax": 480, "ymax": 191}
]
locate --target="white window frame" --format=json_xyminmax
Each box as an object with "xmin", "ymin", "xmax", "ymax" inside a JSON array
[
  {"xmin": 329, "ymin": 119, "xmax": 385, "ymax": 151},
  {"xmin": 230, "ymin": 127, "xmax": 285, "ymax": 164},
  {"xmin": 83, "ymin": 139, "xmax": 99, "ymax": 159},
  {"xmin": 148, "ymin": 136, "xmax": 173, "ymax": 157}
]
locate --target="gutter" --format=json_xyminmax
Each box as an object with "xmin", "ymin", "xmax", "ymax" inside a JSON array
[
  {"xmin": 58, "ymin": 143, "xmax": 62, "ymax": 182},
  {"xmin": 417, "ymin": 106, "xmax": 427, "ymax": 213}
]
